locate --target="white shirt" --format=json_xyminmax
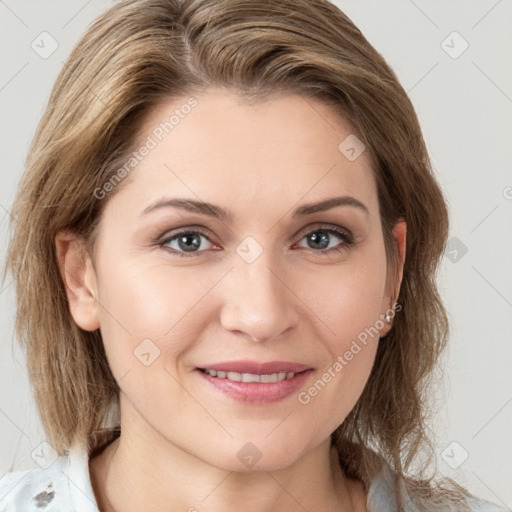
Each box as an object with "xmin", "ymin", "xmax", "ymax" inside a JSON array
[{"xmin": 0, "ymin": 441, "xmax": 508, "ymax": 511}]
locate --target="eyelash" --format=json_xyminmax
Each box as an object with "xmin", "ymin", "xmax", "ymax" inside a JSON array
[{"xmin": 155, "ymin": 225, "xmax": 355, "ymax": 258}]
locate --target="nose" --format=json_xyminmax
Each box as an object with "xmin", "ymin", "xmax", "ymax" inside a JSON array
[{"xmin": 219, "ymin": 252, "xmax": 300, "ymax": 343}]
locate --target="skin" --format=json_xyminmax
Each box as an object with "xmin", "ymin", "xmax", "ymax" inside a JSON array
[{"xmin": 56, "ymin": 88, "xmax": 406, "ymax": 512}]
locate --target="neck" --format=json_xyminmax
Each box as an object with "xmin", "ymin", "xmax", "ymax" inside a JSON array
[{"xmin": 90, "ymin": 429, "xmax": 364, "ymax": 512}]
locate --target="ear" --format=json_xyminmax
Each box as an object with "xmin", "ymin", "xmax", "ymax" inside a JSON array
[
  {"xmin": 55, "ymin": 231, "xmax": 100, "ymax": 331},
  {"xmin": 379, "ymin": 219, "xmax": 406, "ymax": 338}
]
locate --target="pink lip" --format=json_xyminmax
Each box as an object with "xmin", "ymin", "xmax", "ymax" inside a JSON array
[
  {"xmin": 196, "ymin": 360, "xmax": 313, "ymax": 374},
  {"xmin": 196, "ymin": 369, "xmax": 313, "ymax": 404}
]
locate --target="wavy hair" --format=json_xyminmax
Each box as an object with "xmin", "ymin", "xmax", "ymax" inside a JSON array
[{"xmin": 4, "ymin": 0, "xmax": 472, "ymax": 509}]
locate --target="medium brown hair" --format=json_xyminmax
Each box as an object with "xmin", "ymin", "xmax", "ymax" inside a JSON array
[{"xmin": 4, "ymin": 0, "xmax": 471, "ymax": 509}]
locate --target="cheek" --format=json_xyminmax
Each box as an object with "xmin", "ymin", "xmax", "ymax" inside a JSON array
[
  {"xmin": 96, "ymin": 256, "xmax": 215, "ymax": 335},
  {"xmin": 298, "ymin": 248, "xmax": 387, "ymax": 346},
  {"xmin": 93, "ymin": 257, "xmax": 214, "ymax": 379},
  {"xmin": 94, "ymin": 253, "xmax": 249, "ymax": 413},
  {"xmin": 93, "ymin": 259, "xmax": 208, "ymax": 416},
  {"xmin": 293, "ymin": 248, "xmax": 386, "ymax": 416}
]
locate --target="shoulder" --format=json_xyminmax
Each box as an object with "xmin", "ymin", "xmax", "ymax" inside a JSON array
[
  {"xmin": 366, "ymin": 459, "xmax": 510, "ymax": 512},
  {"xmin": 0, "ymin": 456, "xmax": 68, "ymax": 511},
  {"xmin": 464, "ymin": 495, "xmax": 511, "ymax": 512},
  {"xmin": 0, "ymin": 442, "xmax": 99, "ymax": 512}
]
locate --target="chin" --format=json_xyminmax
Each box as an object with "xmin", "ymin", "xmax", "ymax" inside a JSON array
[{"xmin": 198, "ymin": 439, "xmax": 307, "ymax": 473}]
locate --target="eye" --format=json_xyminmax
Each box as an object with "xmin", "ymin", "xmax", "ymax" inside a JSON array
[
  {"xmin": 159, "ymin": 229, "xmax": 216, "ymax": 257},
  {"xmin": 156, "ymin": 224, "xmax": 354, "ymax": 258},
  {"xmin": 295, "ymin": 226, "xmax": 354, "ymax": 255}
]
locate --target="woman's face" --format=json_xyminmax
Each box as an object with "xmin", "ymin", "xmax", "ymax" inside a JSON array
[{"xmin": 65, "ymin": 88, "xmax": 405, "ymax": 471}]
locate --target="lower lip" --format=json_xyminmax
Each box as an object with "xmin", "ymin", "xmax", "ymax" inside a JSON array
[{"xmin": 195, "ymin": 369, "xmax": 314, "ymax": 404}]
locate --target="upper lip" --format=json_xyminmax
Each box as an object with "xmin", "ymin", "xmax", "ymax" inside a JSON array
[{"xmin": 197, "ymin": 360, "xmax": 313, "ymax": 374}]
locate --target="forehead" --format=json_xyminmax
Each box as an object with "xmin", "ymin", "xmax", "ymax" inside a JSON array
[{"xmin": 106, "ymin": 89, "xmax": 379, "ymax": 222}]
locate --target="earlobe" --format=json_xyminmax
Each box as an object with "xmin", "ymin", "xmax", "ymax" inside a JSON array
[{"xmin": 55, "ymin": 231, "xmax": 100, "ymax": 331}]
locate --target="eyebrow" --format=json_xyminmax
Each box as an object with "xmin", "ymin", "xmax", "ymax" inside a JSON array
[{"xmin": 141, "ymin": 195, "xmax": 370, "ymax": 220}]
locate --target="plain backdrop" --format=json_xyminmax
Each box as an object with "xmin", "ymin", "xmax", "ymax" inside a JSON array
[{"xmin": 1, "ymin": 0, "xmax": 511, "ymax": 507}]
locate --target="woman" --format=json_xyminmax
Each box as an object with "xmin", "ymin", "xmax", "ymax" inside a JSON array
[{"xmin": 0, "ymin": 0, "xmax": 507, "ymax": 511}]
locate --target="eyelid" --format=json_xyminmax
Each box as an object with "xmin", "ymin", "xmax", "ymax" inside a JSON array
[
  {"xmin": 294, "ymin": 222, "xmax": 354, "ymax": 241},
  {"xmin": 156, "ymin": 222, "xmax": 353, "ymax": 244},
  {"xmin": 157, "ymin": 227, "xmax": 217, "ymax": 252}
]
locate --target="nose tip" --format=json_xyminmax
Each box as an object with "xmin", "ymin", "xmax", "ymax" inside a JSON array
[
  {"xmin": 245, "ymin": 326, "xmax": 294, "ymax": 344},
  {"xmin": 219, "ymin": 260, "xmax": 299, "ymax": 343}
]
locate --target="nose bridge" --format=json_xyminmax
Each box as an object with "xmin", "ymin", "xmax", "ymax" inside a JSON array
[{"xmin": 220, "ymin": 242, "xmax": 298, "ymax": 341}]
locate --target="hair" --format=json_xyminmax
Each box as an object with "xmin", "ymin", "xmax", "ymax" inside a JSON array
[{"xmin": 4, "ymin": 0, "xmax": 474, "ymax": 509}]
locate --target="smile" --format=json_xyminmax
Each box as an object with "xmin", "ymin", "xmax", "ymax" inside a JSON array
[
  {"xmin": 195, "ymin": 367, "xmax": 313, "ymax": 404},
  {"xmin": 199, "ymin": 368, "xmax": 296, "ymax": 382}
]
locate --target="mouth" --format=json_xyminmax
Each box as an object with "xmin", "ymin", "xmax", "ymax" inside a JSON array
[
  {"xmin": 194, "ymin": 360, "xmax": 314, "ymax": 404},
  {"xmin": 196, "ymin": 359, "xmax": 313, "ymax": 383}
]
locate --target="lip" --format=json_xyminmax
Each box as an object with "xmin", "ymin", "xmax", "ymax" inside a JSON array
[
  {"xmin": 196, "ymin": 360, "xmax": 313, "ymax": 374},
  {"xmin": 194, "ymin": 360, "xmax": 314, "ymax": 404},
  {"xmin": 196, "ymin": 369, "xmax": 313, "ymax": 404}
]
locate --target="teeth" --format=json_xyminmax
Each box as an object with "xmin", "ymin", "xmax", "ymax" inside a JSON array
[{"xmin": 203, "ymin": 369, "xmax": 296, "ymax": 382}]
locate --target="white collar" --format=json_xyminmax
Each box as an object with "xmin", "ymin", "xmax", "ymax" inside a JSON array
[{"xmin": 64, "ymin": 440, "xmax": 100, "ymax": 511}]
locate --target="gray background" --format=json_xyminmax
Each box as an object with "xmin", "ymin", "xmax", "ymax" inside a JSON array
[{"xmin": 1, "ymin": 0, "xmax": 511, "ymax": 506}]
